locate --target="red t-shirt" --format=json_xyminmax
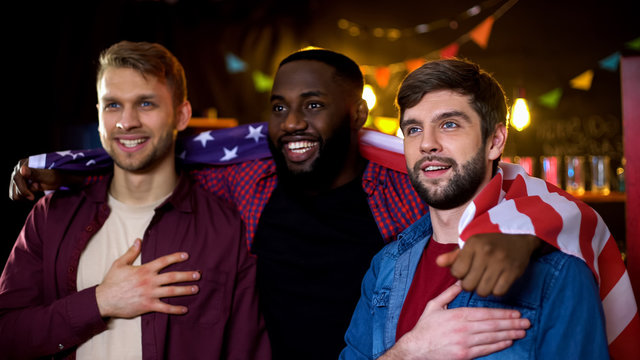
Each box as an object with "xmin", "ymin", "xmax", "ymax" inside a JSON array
[{"xmin": 396, "ymin": 239, "xmax": 459, "ymax": 340}]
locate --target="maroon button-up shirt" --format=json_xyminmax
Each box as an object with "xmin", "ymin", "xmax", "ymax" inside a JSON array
[{"xmin": 0, "ymin": 174, "xmax": 270, "ymax": 359}]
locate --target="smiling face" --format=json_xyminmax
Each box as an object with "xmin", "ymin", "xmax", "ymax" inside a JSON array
[
  {"xmin": 97, "ymin": 67, "xmax": 190, "ymax": 174},
  {"xmin": 268, "ymin": 60, "xmax": 358, "ymax": 189},
  {"xmin": 401, "ymin": 89, "xmax": 505, "ymax": 210}
]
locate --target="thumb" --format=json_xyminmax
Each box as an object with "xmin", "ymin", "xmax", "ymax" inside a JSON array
[
  {"xmin": 436, "ymin": 248, "xmax": 460, "ymax": 268},
  {"xmin": 425, "ymin": 281, "xmax": 463, "ymax": 312},
  {"xmin": 115, "ymin": 238, "xmax": 142, "ymax": 266}
]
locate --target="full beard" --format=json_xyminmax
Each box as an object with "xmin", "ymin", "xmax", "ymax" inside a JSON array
[
  {"xmin": 269, "ymin": 120, "xmax": 352, "ymax": 194},
  {"xmin": 409, "ymin": 146, "xmax": 486, "ymax": 210}
]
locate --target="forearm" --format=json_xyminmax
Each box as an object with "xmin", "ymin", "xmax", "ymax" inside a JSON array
[{"xmin": 0, "ymin": 286, "xmax": 107, "ymax": 358}]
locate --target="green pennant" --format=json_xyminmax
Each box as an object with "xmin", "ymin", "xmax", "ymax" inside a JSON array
[
  {"xmin": 626, "ymin": 37, "xmax": 640, "ymax": 51},
  {"xmin": 252, "ymin": 71, "xmax": 273, "ymax": 92},
  {"xmin": 538, "ymin": 88, "xmax": 563, "ymax": 109}
]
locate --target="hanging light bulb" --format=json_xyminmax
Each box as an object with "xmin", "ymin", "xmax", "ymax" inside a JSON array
[
  {"xmin": 362, "ymin": 84, "xmax": 376, "ymax": 110},
  {"xmin": 509, "ymin": 88, "xmax": 530, "ymax": 131}
]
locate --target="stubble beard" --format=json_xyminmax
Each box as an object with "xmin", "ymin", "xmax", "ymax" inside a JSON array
[{"xmin": 408, "ymin": 146, "xmax": 487, "ymax": 210}]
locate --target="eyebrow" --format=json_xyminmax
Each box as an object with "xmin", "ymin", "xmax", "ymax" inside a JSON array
[
  {"xmin": 401, "ymin": 110, "xmax": 472, "ymax": 128},
  {"xmin": 270, "ymin": 90, "xmax": 327, "ymax": 102},
  {"xmin": 100, "ymin": 94, "xmax": 157, "ymax": 103}
]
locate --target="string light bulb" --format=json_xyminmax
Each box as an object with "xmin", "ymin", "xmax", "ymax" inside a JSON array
[
  {"xmin": 363, "ymin": 84, "xmax": 377, "ymax": 110},
  {"xmin": 509, "ymin": 88, "xmax": 531, "ymax": 131}
]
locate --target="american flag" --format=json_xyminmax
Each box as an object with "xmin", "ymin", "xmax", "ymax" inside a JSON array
[{"xmin": 30, "ymin": 122, "xmax": 639, "ymax": 358}]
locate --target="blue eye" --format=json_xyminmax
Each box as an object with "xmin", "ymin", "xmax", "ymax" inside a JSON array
[
  {"xmin": 104, "ymin": 103, "xmax": 120, "ymax": 110},
  {"xmin": 443, "ymin": 121, "xmax": 458, "ymax": 129},
  {"xmin": 405, "ymin": 127, "xmax": 421, "ymax": 135}
]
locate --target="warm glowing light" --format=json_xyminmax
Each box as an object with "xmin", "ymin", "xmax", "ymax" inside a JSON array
[
  {"xmin": 510, "ymin": 98, "xmax": 530, "ymax": 131},
  {"xmin": 363, "ymin": 84, "xmax": 376, "ymax": 110},
  {"xmin": 373, "ymin": 116, "xmax": 398, "ymax": 135}
]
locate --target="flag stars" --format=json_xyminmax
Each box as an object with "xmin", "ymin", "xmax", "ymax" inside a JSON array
[
  {"xmin": 220, "ymin": 146, "xmax": 239, "ymax": 161},
  {"xmin": 193, "ymin": 131, "xmax": 215, "ymax": 147},
  {"xmin": 245, "ymin": 125, "xmax": 266, "ymax": 143},
  {"xmin": 56, "ymin": 150, "xmax": 85, "ymax": 160}
]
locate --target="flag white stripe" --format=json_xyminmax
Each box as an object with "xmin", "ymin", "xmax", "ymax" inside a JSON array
[
  {"xmin": 360, "ymin": 130, "xmax": 404, "ymax": 154},
  {"xmin": 602, "ymin": 271, "xmax": 637, "ymax": 343}
]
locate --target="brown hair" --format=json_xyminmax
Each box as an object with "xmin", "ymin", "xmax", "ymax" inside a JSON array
[
  {"xmin": 396, "ymin": 58, "xmax": 507, "ymax": 142},
  {"xmin": 97, "ymin": 41, "xmax": 187, "ymax": 107}
]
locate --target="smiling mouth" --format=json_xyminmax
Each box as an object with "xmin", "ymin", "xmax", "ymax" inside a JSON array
[
  {"xmin": 119, "ymin": 138, "xmax": 147, "ymax": 148},
  {"xmin": 286, "ymin": 140, "xmax": 318, "ymax": 154},
  {"xmin": 423, "ymin": 165, "xmax": 451, "ymax": 172}
]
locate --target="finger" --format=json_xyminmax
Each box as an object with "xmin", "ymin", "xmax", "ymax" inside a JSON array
[
  {"xmin": 146, "ymin": 251, "xmax": 189, "ymax": 272},
  {"xmin": 29, "ymin": 168, "xmax": 61, "ymax": 191},
  {"xmin": 467, "ymin": 340, "xmax": 515, "ymax": 359},
  {"xmin": 491, "ymin": 271, "xmax": 520, "ymax": 297},
  {"xmin": 459, "ymin": 307, "xmax": 524, "ymax": 322},
  {"xmin": 153, "ymin": 284, "xmax": 199, "ymax": 299},
  {"xmin": 458, "ymin": 253, "xmax": 488, "ymax": 294},
  {"xmin": 425, "ymin": 282, "xmax": 463, "ymax": 311},
  {"xmin": 154, "ymin": 270, "xmax": 201, "ymax": 286},
  {"xmin": 114, "ymin": 239, "xmax": 143, "ymax": 266},
  {"xmin": 436, "ymin": 248, "xmax": 459, "ymax": 268},
  {"xmin": 474, "ymin": 266, "xmax": 502, "ymax": 297},
  {"xmin": 10, "ymin": 162, "xmax": 34, "ymax": 201},
  {"xmin": 150, "ymin": 300, "xmax": 190, "ymax": 315},
  {"xmin": 449, "ymin": 246, "xmax": 473, "ymax": 279}
]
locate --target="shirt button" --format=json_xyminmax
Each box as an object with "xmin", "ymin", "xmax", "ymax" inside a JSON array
[
  {"xmin": 58, "ymin": 344, "xmax": 64, "ymax": 350},
  {"xmin": 86, "ymin": 225, "xmax": 93, "ymax": 232},
  {"xmin": 68, "ymin": 267, "xmax": 74, "ymax": 273}
]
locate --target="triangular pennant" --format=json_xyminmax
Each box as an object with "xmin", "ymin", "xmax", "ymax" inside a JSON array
[
  {"xmin": 252, "ymin": 71, "xmax": 273, "ymax": 92},
  {"xmin": 470, "ymin": 16, "xmax": 495, "ymax": 49},
  {"xmin": 538, "ymin": 88, "xmax": 563, "ymax": 109},
  {"xmin": 626, "ymin": 37, "xmax": 640, "ymax": 51},
  {"xmin": 375, "ymin": 66, "xmax": 391, "ymax": 88},
  {"xmin": 440, "ymin": 43, "xmax": 460, "ymax": 59},
  {"xmin": 570, "ymin": 70, "xmax": 594, "ymax": 91},
  {"xmin": 405, "ymin": 58, "xmax": 426, "ymax": 73},
  {"xmin": 225, "ymin": 53, "xmax": 247, "ymax": 74},
  {"xmin": 598, "ymin": 52, "xmax": 620, "ymax": 72}
]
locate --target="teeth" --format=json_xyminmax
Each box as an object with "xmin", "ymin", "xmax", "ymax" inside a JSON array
[
  {"xmin": 425, "ymin": 165, "xmax": 449, "ymax": 171},
  {"xmin": 287, "ymin": 141, "xmax": 317, "ymax": 153},
  {"xmin": 119, "ymin": 138, "xmax": 146, "ymax": 148}
]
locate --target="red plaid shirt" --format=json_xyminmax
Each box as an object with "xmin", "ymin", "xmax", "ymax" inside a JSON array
[{"xmin": 191, "ymin": 158, "xmax": 427, "ymax": 250}]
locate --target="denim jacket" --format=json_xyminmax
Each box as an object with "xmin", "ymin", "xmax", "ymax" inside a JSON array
[{"xmin": 340, "ymin": 215, "xmax": 609, "ymax": 359}]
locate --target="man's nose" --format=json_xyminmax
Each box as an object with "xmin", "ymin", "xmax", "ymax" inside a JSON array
[
  {"xmin": 116, "ymin": 108, "xmax": 142, "ymax": 131},
  {"xmin": 282, "ymin": 109, "xmax": 307, "ymax": 133}
]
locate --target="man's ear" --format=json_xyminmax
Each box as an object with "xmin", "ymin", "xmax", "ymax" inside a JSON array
[
  {"xmin": 488, "ymin": 123, "xmax": 507, "ymax": 161},
  {"xmin": 351, "ymin": 99, "xmax": 369, "ymax": 130},
  {"xmin": 175, "ymin": 101, "xmax": 192, "ymax": 131}
]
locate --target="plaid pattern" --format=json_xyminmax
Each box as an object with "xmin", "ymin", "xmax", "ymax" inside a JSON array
[{"xmin": 190, "ymin": 158, "xmax": 427, "ymax": 250}]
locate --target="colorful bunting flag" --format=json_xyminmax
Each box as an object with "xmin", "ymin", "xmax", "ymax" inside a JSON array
[
  {"xmin": 538, "ymin": 88, "xmax": 563, "ymax": 109},
  {"xmin": 225, "ymin": 53, "xmax": 247, "ymax": 74},
  {"xmin": 252, "ymin": 71, "xmax": 273, "ymax": 92},
  {"xmin": 570, "ymin": 70, "xmax": 594, "ymax": 91},
  {"xmin": 405, "ymin": 58, "xmax": 426, "ymax": 73},
  {"xmin": 626, "ymin": 37, "xmax": 640, "ymax": 51},
  {"xmin": 375, "ymin": 66, "xmax": 391, "ymax": 88},
  {"xmin": 470, "ymin": 16, "xmax": 494, "ymax": 49},
  {"xmin": 440, "ymin": 43, "xmax": 460, "ymax": 59},
  {"xmin": 598, "ymin": 52, "xmax": 620, "ymax": 72}
]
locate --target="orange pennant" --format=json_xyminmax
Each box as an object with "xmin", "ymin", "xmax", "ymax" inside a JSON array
[
  {"xmin": 440, "ymin": 43, "xmax": 460, "ymax": 59},
  {"xmin": 375, "ymin": 66, "xmax": 391, "ymax": 88},
  {"xmin": 405, "ymin": 58, "xmax": 426, "ymax": 73},
  {"xmin": 470, "ymin": 16, "xmax": 495, "ymax": 49}
]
